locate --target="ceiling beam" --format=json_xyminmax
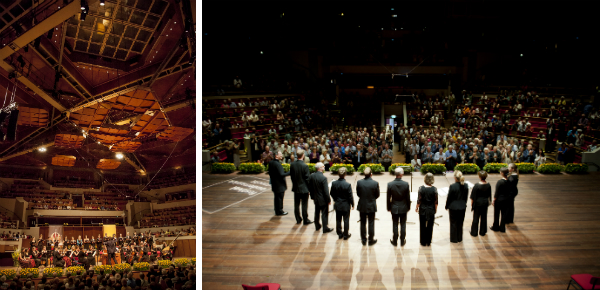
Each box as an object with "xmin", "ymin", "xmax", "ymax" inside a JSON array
[
  {"xmin": 0, "ymin": 0, "xmax": 87, "ymax": 60},
  {"xmin": 111, "ymin": 98, "xmax": 195, "ymax": 125},
  {"xmin": 0, "ymin": 114, "xmax": 66, "ymax": 158},
  {"xmin": 0, "ymin": 142, "xmax": 55, "ymax": 162}
]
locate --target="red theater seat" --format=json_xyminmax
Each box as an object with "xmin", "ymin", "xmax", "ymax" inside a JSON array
[{"xmin": 568, "ymin": 274, "xmax": 600, "ymax": 290}]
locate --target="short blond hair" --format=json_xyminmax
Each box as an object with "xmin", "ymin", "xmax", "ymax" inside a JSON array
[{"xmin": 424, "ymin": 173, "xmax": 435, "ymax": 185}]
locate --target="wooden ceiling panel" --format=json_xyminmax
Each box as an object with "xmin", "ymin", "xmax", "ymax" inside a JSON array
[
  {"xmin": 157, "ymin": 126, "xmax": 194, "ymax": 142},
  {"xmin": 51, "ymin": 155, "xmax": 77, "ymax": 167},
  {"xmin": 96, "ymin": 159, "xmax": 121, "ymax": 170},
  {"xmin": 54, "ymin": 134, "xmax": 85, "ymax": 149},
  {"xmin": 89, "ymin": 133, "xmax": 131, "ymax": 145},
  {"xmin": 110, "ymin": 141, "xmax": 142, "ymax": 153},
  {"xmin": 17, "ymin": 107, "xmax": 49, "ymax": 127}
]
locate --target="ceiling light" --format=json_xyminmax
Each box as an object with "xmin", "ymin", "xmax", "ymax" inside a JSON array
[
  {"xmin": 38, "ymin": 147, "xmax": 47, "ymax": 152},
  {"xmin": 116, "ymin": 153, "xmax": 124, "ymax": 159},
  {"xmin": 100, "ymin": 0, "xmax": 105, "ymax": 5},
  {"xmin": 81, "ymin": 0, "xmax": 86, "ymax": 10},
  {"xmin": 82, "ymin": 129, "xmax": 85, "ymax": 133}
]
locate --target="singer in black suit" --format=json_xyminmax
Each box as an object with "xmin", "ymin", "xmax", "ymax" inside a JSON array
[
  {"xmin": 104, "ymin": 236, "xmax": 117, "ymax": 266},
  {"xmin": 470, "ymin": 171, "xmax": 492, "ymax": 237},
  {"xmin": 506, "ymin": 163, "xmax": 519, "ymax": 224},
  {"xmin": 290, "ymin": 149, "xmax": 312, "ymax": 225},
  {"xmin": 491, "ymin": 167, "xmax": 511, "ymax": 233},
  {"xmin": 445, "ymin": 171, "xmax": 469, "ymax": 243},
  {"xmin": 387, "ymin": 167, "xmax": 411, "ymax": 247},
  {"xmin": 268, "ymin": 151, "xmax": 290, "ymax": 216},
  {"xmin": 308, "ymin": 163, "xmax": 333, "ymax": 233},
  {"xmin": 356, "ymin": 167, "xmax": 380, "ymax": 246},
  {"xmin": 330, "ymin": 167, "xmax": 354, "ymax": 240}
]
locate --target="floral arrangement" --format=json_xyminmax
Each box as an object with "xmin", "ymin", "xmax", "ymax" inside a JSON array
[
  {"xmin": 420, "ymin": 163, "xmax": 447, "ymax": 174},
  {"xmin": 454, "ymin": 163, "xmax": 480, "ymax": 174},
  {"xmin": 389, "ymin": 163, "xmax": 413, "ymax": 174},
  {"xmin": 537, "ymin": 163, "xmax": 563, "ymax": 174},
  {"xmin": 264, "ymin": 163, "xmax": 290, "ymax": 173},
  {"xmin": 133, "ymin": 262, "xmax": 150, "ymax": 271},
  {"xmin": 307, "ymin": 163, "xmax": 316, "ymax": 173},
  {"xmin": 483, "ymin": 163, "xmax": 507, "ymax": 173},
  {"xmin": 173, "ymin": 258, "xmax": 189, "ymax": 268},
  {"xmin": 66, "ymin": 265, "xmax": 85, "ymax": 276},
  {"xmin": 94, "ymin": 265, "xmax": 112, "ymax": 274},
  {"xmin": 43, "ymin": 267, "xmax": 63, "ymax": 278},
  {"xmin": 211, "ymin": 162, "xmax": 236, "ymax": 173},
  {"xmin": 0, "ymin": 269, "xmax": 16, "ymax": 280},
  {"xmin": 191, "ymin": 258, "xmax": 196, "ymax": 266},
  {"xmin": 19, "ymin": 267, "xmax": 39, "ymax": 278},
  {"xmin": 239, "ymin": 162, "xmax": 266, "ymax": 173},
  {"xmin": 564, "ymin": 163, "xmax": 588, "ymax": 174},
  {"xmin": 329, "ymin": 163, "xmax": 355, "ymax": 174},
  {"xmin": 358, "ymin": 164, "xmax": 385, "ymax": 174},
  {"xmin": 113, "ymin": 263, "xmax": 131, "ymax": 273},
  {"xmin": 11, "ymin": 250, "xmax": 19, "ymax": 267},
  {"xmin": 515, "ymin": 163, "xmax": 535, "ymax": 173},
  {"xmin": 157, "ymin": 260, "xmax": 172, "ymax": 269}
]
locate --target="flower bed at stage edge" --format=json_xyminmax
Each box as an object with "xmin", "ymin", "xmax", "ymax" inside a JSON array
[
  {"xmin": 537, "ymin": 163, "xmax": 563, "ymax": 174},
  {"xmin": 515, "ymin": 163, "xmax": 535, "ymax": 173},
  {"xmin": 564, "ymin": 163, "xmax": 589, "ymax": 174},
  {"xmin": 358, "ymin": 164, "xmax": 385, "ymax": 174},
  {"xmin": 483, "ymin": 163, "xmax": 507, "ymax": 173},
  {"xmin": 420, "ymin": 163, "xmax": 447, "ymax": 174},
  {"xmin": 19, "ymin": 268, "xmax": 39, "ymax": 279},
  {"xmin": 454, "ymin": 163, "xmax": 480, "ymax": 174},
  {"xmin": 389, "ymin": 163, "xmax": 413, "ymax": 173},
  {"xmin": 329, "ymin": 163, "xmax": 355, "ymax": 174},
  {"xmin": 239, "ymin": 163, "xmax": 265, "ymax": 173},
  {"xmin": 211, "ymin": 162, "xmax": 236, "ymax": 173},
  {"xmin": 265, "ymin": 163, "xmax": 291, "ymax": 173}
]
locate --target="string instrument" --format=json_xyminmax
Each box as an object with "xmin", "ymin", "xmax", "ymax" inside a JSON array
[{"xmin": 162, "ymin": 232, "xmax": 181, "ymax": 254}]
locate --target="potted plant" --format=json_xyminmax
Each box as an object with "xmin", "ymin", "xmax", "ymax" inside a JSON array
[
  {"xmin": 191, "ymin": 258, "xmax": 196, "ymax": 266},
  {"xmin": 173, "ymin": 258, "xmax": 189, "ymax": 269},
  {"xmin": 329, "ymin": 163, "xmax": 355, "ymax": 174},
  {"xmin": 0, "ymin": 269, "xmax": 17, "ymax": 280},
  {"xmin": 454, "ymin": 163, "xmax": 480, "ymax": 174},
  {"xmin": 211, "ymin": 162, "xmax": 236, "ymax": 173},
  {"xmin": 113, "ymin": 263, "xmax": 131, "ymax": 274},
  {"xmin": 157, "ymin": 260, "xmax": 172, "ymax": 269},
  {"xmin": 358, "ymin": 163, "xmax": 385, "ymax": 174},
  {"xmin": 11, "ymin": 250, "xmax": 19, "ymax": 267},
  {"xmin": 420, "ymin": 163, "xmax": 447, "ymax": 174},
  {"xmin": 483, "ymin": 163, "xmax": 507, "ymax": 173},
  {"xmin": 94, "ymin": 265, "xmax": 112, "ymax": 275},
  {"xmin": 564, "ymin": 163, "xmax": 588, "ymax": 174},
  {"xmin": 133, "ymin": 262, "xmax": 150, "ymax": 272},
  {"xmin": 389, "ymin": 163, "xmax": 413, "ymax": 174},
  {"xmin": 537, "ymin": 163, "xmax": 563, "ymax": 174},
  {"xmin": 43, "ymin": 267, "xmax": 63, "ymax": 278}
]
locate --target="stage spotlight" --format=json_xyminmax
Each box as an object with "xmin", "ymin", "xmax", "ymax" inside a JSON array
[
  {"xmin": 38, "ymin": 147, "xmax": 47, "ymax": 152},
  {"xmin": 116, "ymin": 153, "xmax": 124, "ymax": 159},
  {"xmin": 100, "ymin": 0, "xmax": 105, "ymax": 5}
]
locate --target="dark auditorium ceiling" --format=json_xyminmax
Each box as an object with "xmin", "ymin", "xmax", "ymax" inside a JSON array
[{"xmin": 0, "ymin": 0, "xmax": 196, "ymax": 173}]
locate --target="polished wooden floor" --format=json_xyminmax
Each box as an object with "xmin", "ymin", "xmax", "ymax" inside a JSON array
[{"xmin": 202, "ymin": 170, "xmax": 600, "ymax": 289}]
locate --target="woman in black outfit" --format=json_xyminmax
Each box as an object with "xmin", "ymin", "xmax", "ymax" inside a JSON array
[
  {"xmin": 491, "ymin": 167, "xmax": 511, "ymax": 233},
  {"xmin": 506, "ymin": 163, "xmax": 519, "ymax": 224},
  {"xmin": 86, "ymin": 245, "xmax": 96, "ymax": 270},
  {"xmin": 446, "ymin": 171, "xmax": 469, "ymax": 243},
  {"xmin": 470, "ymin": 171, "xmax": 492, "ymax": 236},
  {"xmin": 416, "ymin": 173, "xmax": 438, "ymax": 246}
]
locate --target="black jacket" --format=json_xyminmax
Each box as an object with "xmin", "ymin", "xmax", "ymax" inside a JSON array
[
  {"xmin": 445, "ymin": 182, "xmax": 468, "ymax": 210},
  {"xmin": 290, "ymin": 160, "xmax": 310, "ymax": 194},
  {"xmin": 387, "ymin": 178, "xmax": 411, "ymax": 214},
  {"xmin": 356, "ymin": 176, "xmax": 380, "ymax": 213},
  {"xmin": 508, "ymin": 174, "xmax": 519, "ymax": 198},
  {"xmin": 308, "ymin": 171, "xmax": 330, "ymax": 206},
  {"xmin": 268, "ymin": 160, "xmax": 290, "ymax": 193},
  {"xmin": 494, "ymin": 179, "xmax": 511, "ymax": 202},
  {"xmin": 105, "ymin": 239, "xmax": 117, "ymax": 254},
  {"xmin": 330, "ymin": 178, "xmax": 354, "ymax": 212}
]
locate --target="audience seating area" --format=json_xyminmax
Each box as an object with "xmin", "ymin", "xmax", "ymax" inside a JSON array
[
  {"xmin": 0, "ymin": 169, "xmax": 40, "ymax": 179},
  {"xmin": 146, "ymin": 172, "xmax": 195, "ymax": 190},
  {"xmin": 104, "ymin": 175, "xmax": 141, "ymax": 185},
  {"xmin": 21, "ymin": 190, "xmax": 73, "ymax": 210},
  {"xmin": 0, "ymin": 213, "xmax": 17, "ymax": 229},
  {"xmin": 53, "ymin": 177, "xmax": 97, "ymax": 189},
  {"xmin": 84, "ymin": 192, "xmax": 128, "ymax": 210},
  {"xmin": 140, "ymin": 205, "xmax": 196, "ymax": 228},
  {"xmin": 164, "ymin": 190, "xmax": 195, "ymax": 202}
]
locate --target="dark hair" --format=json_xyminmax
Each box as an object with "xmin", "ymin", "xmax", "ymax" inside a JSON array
[
  {"xmin": 477, "ymin": 170, "xmax": 488, "ymax": 181},
  {"xmin": 500, "ymin": 167, "xmax": 509, "ymax": 177}
]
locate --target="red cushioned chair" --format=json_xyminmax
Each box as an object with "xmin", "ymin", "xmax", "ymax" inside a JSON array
[
  {"xmin": 241, "ymin": 283, "xmax": 281, "ymax": 290},
  {"xmin": 568, "ymin": 274, "xmax": 600, "ymax": 290}
]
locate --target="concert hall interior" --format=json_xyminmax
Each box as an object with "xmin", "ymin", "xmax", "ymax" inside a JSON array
[
  {"xmin": 201, "ymin": 1, "xmax": 600, "ymax": 290},
  {"xmin": 0, "ymin": 0, "xmax": 198, "ymax": 289}
]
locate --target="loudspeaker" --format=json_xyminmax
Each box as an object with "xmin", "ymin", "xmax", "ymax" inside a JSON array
[
  {"xmin": 0, "ymin": 111, "xmax": 8, "ymax": 124},
  {"xmin": 6, "ymin": 110, "xmax": 19, "ymax": 141}
]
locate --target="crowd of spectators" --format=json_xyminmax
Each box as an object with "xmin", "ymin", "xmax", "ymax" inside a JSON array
[
  {"xmin": 54, "ymin": 177, "xmax": 97, "ymax": 189},
  {"xmin": 145, "ymin": 172, "xmax": 195, "ymax": 190},
  {"xmin": 140, "ymin": 205, "xmax": 195, "ymax": 228},
  {"xmin": 164, "ymin": 190, "xmax": 195, "ymax": 202}
]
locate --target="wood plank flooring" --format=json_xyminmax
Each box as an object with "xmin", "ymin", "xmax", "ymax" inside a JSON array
[{"xmin": 202, "ymin": 171, "xmax": 600, "ymax": 289}]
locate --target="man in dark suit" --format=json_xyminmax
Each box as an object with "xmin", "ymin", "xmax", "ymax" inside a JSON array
[
  {"xmin": 330, "ymin": 167, "xmax": 354, "ymax": 240},
  {"xmin": 387, "ymin": 167, "xmax": 411, "ymax": 246},
  {"xmin": 357, "ymin": 167, "xmax": 380, "ymax": 245},
  {"xmin": 308, "ymin": 162, "xmax": 333, "ymax": 233},
  {"xmin": 290, "ymin": 149, "xmax": 313, "ymax": 225},
  {"xmin": 353, "ymin": 144, "xmax": 365, "ymax": 170},
  {"xmin": 268, "ymin": 151, "xmax": 290, "ymax": 216},
  {"xmin": 104, "ymin": 236, "xmax": 117, "ymax": 266}
]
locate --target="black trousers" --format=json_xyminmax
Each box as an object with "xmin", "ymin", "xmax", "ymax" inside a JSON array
[
  {"xmin": 491, "ymin": 200, "xmax": 507, "ymax": 232},
  {"xmin": 382, "ymin": 161, "xmax": 392, "ymax": 172},
  {"xmin": 335, "ymin": 210, "xmax": 350, "ymax": 237},
  {"xmin": 449, "ymin": 209, "xmax": 466, "ymax": 243},
  {"xmin": 273, "ymin": 191, "xmax": 285, "ymax": 214},
  {"xmin": 314, "ymin": 203, "xmax": 329, "ymax": 231},
  {"xmin": 108, "ymin": 252, "xmax": 117, "ymax": 265},
  {"xmin": 419, "ymin": 214, "xmax": 435, "ymax": 246},
  {"xmin": 471, "ymin": 205, "xmax": 488, "ymax": 236},
  {"xmin": 392, "ymin": 213, "xmax": 407, "ymax": 243},
  {"xmin": 294, "ymin": 192, "xmax": 309, "ymax": 223},
  {"xmin": 359, "ymin": 212, "xmax": 375, "ymax": 242},
  {"xmin": 505, "ymin": 198, "xmax": 515, "ymax": 224}
]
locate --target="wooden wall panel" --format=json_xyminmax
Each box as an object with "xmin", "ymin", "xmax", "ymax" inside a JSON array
[
  {"xmin": 21, "ymin": 239, "xmax": 31, "ymax": 250},
  {"xmin": 83, "ymin": 227, "xmax": 102, "ymax": 240},
  {"xmin": 116, "ymin": 226, "xmax": 127, "ymax": 238},
  {"xmin": 172, "ymin": 239, "xmax": 195, "ymax": 257},
  {"xmin": 39, "ymin": 227, "xmax": 49, "ymax": 240}
]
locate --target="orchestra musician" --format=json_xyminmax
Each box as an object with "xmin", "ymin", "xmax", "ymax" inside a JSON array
[
  {"xmin": 53, "ymin": 247, "xmax": 63, "ymax": 268},
  {"xmin": 20, "ymin": 248, "xmax": 34, "ymax": 268},
  {"xmin": 96, "ymin": 234, "xmax": 103, "ymax": 251},
  {"xmin": 86, "ymin": 245, "xmax": 96, "ymax": 271},
  {"xmin": 41, "ymin": 246, "xmax": 49, "ymax": 266},
  {"xmin": 32, "ymin": 247, "xmax": 41, "ymax": 268},
  {"xmin": 77, "ymin": 235, "xmax": 83, "ymax": 247},
  {"xmin": 62, "ymin": 247, "xmax": 72, "ymax": 267},
  {"xmin": 83, "ymin": 235, "xmax": 90, "ymax": 249}
]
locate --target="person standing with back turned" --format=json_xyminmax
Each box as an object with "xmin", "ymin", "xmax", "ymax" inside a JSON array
[
  {"xmin": 290, "ymin": 149, "xmax": 313, "ymax": 225},
  {"xmin": 268, "ymin": 151, "xmax": 290, "ymax": 216},
  {"xmin": 387, "ymin": 167, "xmax": 411, "ymax": 247},
  {"xmin": 490, "ymin": 167, "xmax": 511, "ymax": 233},
  {"xmin": 330, "ymin": 167, "xmax": 354, "ymax": 240},
  {"xmin": 505, "ymin": 163, "xmax": 519, "ymax": 224},
  {"xmin": 357, "ymin": 167, "xmax": 380, "ymax": 246},
  {"xmin": 308, "ymin": 162, "xmax": 333, "ymax": 233},
  {"xmin": 445, "ymin": 171, "xmax": 469, "ymax": 243}
]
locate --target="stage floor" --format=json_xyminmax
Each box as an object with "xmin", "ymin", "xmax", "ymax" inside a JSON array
[{"xmin": 202, "ymin": 171, "xmax": 600, "ymax": 289}]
